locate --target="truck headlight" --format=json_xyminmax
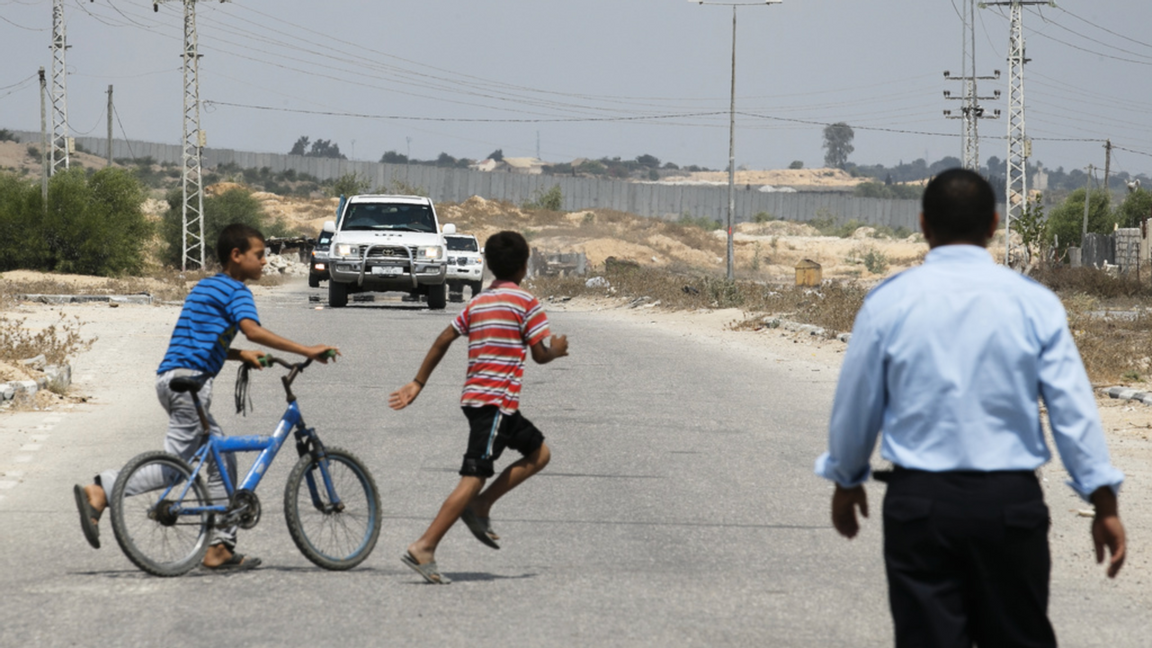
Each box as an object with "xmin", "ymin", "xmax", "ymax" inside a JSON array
[
  {"xmin": 417, "ymin": 245, "xmax": 444, "ymax": 261},
  {"xmin": 334, "ymin": 243, "xmax": 357, "ymax": 258}
]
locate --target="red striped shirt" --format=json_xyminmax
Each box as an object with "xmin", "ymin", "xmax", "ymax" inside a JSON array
[{"xmin": 452, "ymin": 280, "xmax": 550, "ymax": 414}]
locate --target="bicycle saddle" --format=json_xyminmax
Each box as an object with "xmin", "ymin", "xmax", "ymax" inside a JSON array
[{"xmin": 169, "ymin": 374, "xmax": 209, "ymax": 394}]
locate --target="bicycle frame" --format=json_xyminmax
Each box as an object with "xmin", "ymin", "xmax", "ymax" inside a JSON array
[{"xmin": 157, "ymin": 360, "xmax": 344, "ymax": 520}]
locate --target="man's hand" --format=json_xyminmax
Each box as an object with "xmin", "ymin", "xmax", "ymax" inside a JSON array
[
  {"xmin": 831, "ymin": 484, "xmax": 869, "ymax": 539},
  {"xmin": 388, "ymin": 382, "xmax": 422, "ymax": 411},
  {"xmin": 237, "ymin": 349, "xmax": 265, "ymax": 369},
  {"xmin": 1090, "ymin": 487, "xmax": 1126, "ymax": 578}
]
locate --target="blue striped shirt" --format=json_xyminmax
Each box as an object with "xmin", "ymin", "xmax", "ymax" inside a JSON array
[
  {"xmin": 157, "ymin": 274, "xmax": 261, "ymax": 377},
  {"xmin": 815, "ymin": 245, "xmax": 1124, "ymax": 500}
]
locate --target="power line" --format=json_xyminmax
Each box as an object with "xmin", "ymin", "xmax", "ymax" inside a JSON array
[{"xmin": 203, "ymin": 100, "xmax": 730, "ymax": 124}]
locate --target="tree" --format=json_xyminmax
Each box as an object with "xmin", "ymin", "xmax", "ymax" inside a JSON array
[
  {"xmin": 161, "ymin": 185, "xmax": 293, "ymax": 268},
  {"xmin": 1116, "ymin": 189, "xmax": 1152, "ymax": 228},
  {"xmin": 486, "ymin": 149, "xmax": 504, "ymax": 162},
  {"xmin": 636, "ymin": 154, "xmax": 660, "ymax": 168},
  {"xmin": 289, "ymin": 136, "xmax": 310, "ymax": 156},
  {"xmin": 307, "ymin": 139, "xmax": 344, "ymax": 159},
  {"xmin": 436, "ymin": 152, "xmax": 458, "ymax": 167},
  {"xmin": 789, "ymin": 160, "xmax": 804, "ymax": 170},
  {"xmin": 380, "ymin": 150, "xmax": 408, "ymax": 164},
  {"xmin": 1044, "ymin": 188, "xmax": 1115, "ymax": 250},
  {"xmin": 822, "ymin": 122, "xmax": 855, "ymax": 168}
]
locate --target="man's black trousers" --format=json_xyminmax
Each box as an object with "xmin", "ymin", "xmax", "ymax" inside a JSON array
[{"xmin": 882, "ymin": 468, "xmax": 1057, "ymax": 648}]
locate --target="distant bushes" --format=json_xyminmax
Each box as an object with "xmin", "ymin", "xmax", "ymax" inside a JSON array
[
  {"xmin": 159, "ymin": 186, "xmax": 295, "ymax": 268},
  {"xmin": 0, "ymin": 168, "xmax": 152, "ymax": 276}
]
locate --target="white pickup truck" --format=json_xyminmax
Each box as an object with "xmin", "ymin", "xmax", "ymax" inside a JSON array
[{"xmin": 323, "ymin": 194, "xmax": 453, "ymax": 309}]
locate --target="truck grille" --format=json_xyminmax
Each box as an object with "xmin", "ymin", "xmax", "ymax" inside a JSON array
[{"xmin": 361, "ymin": 245, "xmax": 411, "ymax": 259}]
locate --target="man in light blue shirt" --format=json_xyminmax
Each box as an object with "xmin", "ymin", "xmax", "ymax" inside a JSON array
[{"xmin": 816, "ymin": 169, "xmax": 1125, "ymax": 647}]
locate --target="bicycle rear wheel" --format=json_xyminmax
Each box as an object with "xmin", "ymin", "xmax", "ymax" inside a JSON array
[
  {"xmin": 284, "ymin": 447, "xmax": 381, "ymax": 570},
  {"xmin": 109, "ymin": 451, "xmax": 214, "ymax": 577}
]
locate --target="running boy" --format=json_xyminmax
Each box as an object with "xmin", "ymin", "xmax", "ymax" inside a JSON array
[
  {"xmin": 73, "ymin": 223, "xmax": 339, "ymax": 571},
  {"xmin": 389, "ymin": 230, "xmax": 568, "ymax": 585}
]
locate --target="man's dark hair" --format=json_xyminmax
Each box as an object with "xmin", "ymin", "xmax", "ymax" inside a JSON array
[
  {"xmin": 922, "ymin": 168, "xmax": 997, "ymax": 245},
  {"xmin": 484, "ymin": 231, "xmax": 530, "ymax": 280},
  {"xmin": 217, "ymin": 223, "xmax": 264, "ymax": 266}
]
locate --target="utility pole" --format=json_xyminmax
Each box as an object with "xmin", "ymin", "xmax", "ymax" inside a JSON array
[
  {"xmin": 982, "ymin": 1, "xmax": 1051, "ymax": 266},
  {"xmin": 692, "ymin": 0, "xmax": 783, "ymax": 281},
  {"xmin": 50, "ymin": 0, "xmax": 70, "ymax": 175},
  {"xmin": 107, "ymin": 85, "xmax": 114, "ymax": 167},
  {"xmin": 944, "ymin": 0, "xmax": 1000, "ymax": 170},
  {"xmin": 155, "ymin": 0, "xmax": 228, "ymax": 270},
  {"xmin": 39, "ymin": 67, "xmax": 48, "ymax": 204},
  {"xmin": 1083, "ymin": 164, "xmax": 1092, "ymax": 239},
  {"xmin": 1104, "ymin": 139, "xmax": 1112, "ymax": 195}
]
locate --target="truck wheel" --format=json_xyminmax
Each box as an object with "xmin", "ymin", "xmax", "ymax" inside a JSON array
[
  {"xmin": 329, "ymin": 280, "xmax": 349, "ymax": 308},
  {"xmin": 469, "ymin": 281, "xmax": 483, "ymax": 297},
  {"xmin": 308, "ymin": 274, "xmax": 320, "ymax": 288},
  {"xmin": 427, "ymin": 284, "xmax": 447, "ymax": 310}
]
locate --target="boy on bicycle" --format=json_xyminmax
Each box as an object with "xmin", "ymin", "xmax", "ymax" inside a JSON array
[
  {"xmin": 389, "ymin": 230, "xmax": 569, "ymax": 584},
  {"xmin": 73, "ymin": 223, "xmax": 339, "ymax": 571}
]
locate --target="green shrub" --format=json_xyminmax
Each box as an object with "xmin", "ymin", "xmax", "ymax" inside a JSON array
[
  {"xmin": 161, "ymin": 186, "xmax": 293, "ymax": 268},
  {"xmin": 524, "ymin": 185, "xmax": 563, "ymax": 211},
  {"xmin": 326, "ymin": 172, "xmax": 371, "ymax": 198},
  {"xmin": 677, "ymin": 213, "xmax": 722, "ymax": 231},
  {"xmin": 0, "ymin": 168, "xmax": 151, "ymax": 276}
]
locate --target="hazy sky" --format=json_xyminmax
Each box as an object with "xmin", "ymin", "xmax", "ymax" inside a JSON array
[{"xmin": 3, "ymin": 1, "xmax": 1151, "ymax": 177}]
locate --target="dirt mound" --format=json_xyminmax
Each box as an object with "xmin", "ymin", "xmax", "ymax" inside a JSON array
[{"xmin": 663, "ymin": 167, "xmax": 864, "ymax": 189}]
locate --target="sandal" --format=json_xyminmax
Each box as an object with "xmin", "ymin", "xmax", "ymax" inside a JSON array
[
  {"xmin": 401, "ymin": 551, "xmax": 451, "ymax": 584},
  {"xmin": 460, "ymin": 507, "xmax": 500, "ymax": 550},
  {"xmin": 73, "ymin": 484, "xmax": 102, "ymax": 549},
  {"xmin": 203, "ymin": 552, "xmax": 262, "ymax": 572}
]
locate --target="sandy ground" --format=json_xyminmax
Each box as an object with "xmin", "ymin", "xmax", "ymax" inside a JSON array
[{"xmin": 659, "ymin": 167, "xmax": 865, "ymax": 190}]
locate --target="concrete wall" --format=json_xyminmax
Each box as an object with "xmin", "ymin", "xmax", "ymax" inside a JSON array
[{"xmin": 15, "ymin": 129, "xmax": 928, "ymax": 229}]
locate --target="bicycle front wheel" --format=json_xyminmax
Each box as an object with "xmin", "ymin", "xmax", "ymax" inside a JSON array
[
  {"xmin": 109, "ymin": 451, "xmax": 214, "ymax": 577},
  {"xmin": 284, "ymin": 447, "xmax": 381, "ymax": 570}
]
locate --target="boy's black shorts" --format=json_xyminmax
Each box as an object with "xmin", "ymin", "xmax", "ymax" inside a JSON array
[{"xmin": 460, "ymin": 406, "xmax": 545, "ymax": 478}]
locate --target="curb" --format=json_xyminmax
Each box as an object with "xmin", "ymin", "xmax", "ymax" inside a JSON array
[
  {"xmin": 0, "ymin": 355, "xmax": 72, "ymax": 405},
  {"xmin": 18, "ymin": 294, "xmax": 153, "ymax": 305},
  {"xmin": 1103, "ymin": 386, "xmax": 1152, "ymax": 406}
]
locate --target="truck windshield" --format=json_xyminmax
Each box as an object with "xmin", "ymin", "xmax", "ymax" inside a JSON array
[
  {"xmin": 341, "ymin": 203, "xmax": 436, "ymax": 233},
  {"xmin": 445, "ymin": 237, "xmax": 478, "ymax": 252}
]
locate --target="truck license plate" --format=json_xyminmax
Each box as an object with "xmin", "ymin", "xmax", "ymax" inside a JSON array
[{"xmin": 372, "ymin": 266, "xmax": 402, "ymax": 276}]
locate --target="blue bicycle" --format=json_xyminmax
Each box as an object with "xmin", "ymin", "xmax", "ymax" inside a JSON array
[{"xmin": 108, "ymin": 353, "xmax": 381, "ymax": 577}]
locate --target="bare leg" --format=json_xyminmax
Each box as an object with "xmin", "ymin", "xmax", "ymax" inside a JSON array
[
  {"xmin": 470, "ymin": 443, "xmax": 551, "ymax": 529},
  {"xmin": 407, "ymin": 475, "xmax": 486, "ymax": 564},
  {"xmin": 84, "ymin": 483, "xmax": 107, "ymax": 516}
]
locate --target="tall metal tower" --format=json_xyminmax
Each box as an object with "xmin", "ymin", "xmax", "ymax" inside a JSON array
[
  {"xmin": 944, "ymin": 0, "xmax": 999, "ymax": 170},
  {"xmin": 50, "ymin": 0, "xmax": 70, "ymax": 175},
  {"xmin": 984, "ymin": 1, "xmax": 1051, "ymax": 265},
  {"xmin": 156, "ymin": 1, "xmax": 227, "ymax": 270}
]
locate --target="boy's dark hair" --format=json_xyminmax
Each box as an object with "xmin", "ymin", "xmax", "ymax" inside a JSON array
[
  {"xmin": 217, "ymin": 223, "xmax": 264, "ymax": 266},
  {"xmin": 922, "ymin": 168, "xmax": 997, "ymax": 245},
  {"xmin": 484, "ymin": 231, "xmax": 531, "ymax": 280}
]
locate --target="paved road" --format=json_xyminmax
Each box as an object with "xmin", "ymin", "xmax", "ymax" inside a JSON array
[{"xmin": 0, "ymin": 279, "xmax": 1145, "ymax": 646}]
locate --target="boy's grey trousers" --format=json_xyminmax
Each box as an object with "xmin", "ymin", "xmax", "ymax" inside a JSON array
[{"xmin": 98, "ymin": 369, "xmax": 238, "ymax": 548}]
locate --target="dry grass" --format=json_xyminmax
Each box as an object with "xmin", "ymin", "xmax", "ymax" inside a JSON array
[
  {"xmin": 0, "ymin": 313, "xmax": 95, "ymax": 365},
  {"xmin": 529, "ymin": 266, "xmax": 866, "ymax": 338}
]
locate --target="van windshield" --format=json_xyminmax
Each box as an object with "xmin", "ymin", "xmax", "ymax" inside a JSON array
[{"xmin": 341, "ymin": 203, "xmax": 436, "ymax": 233}]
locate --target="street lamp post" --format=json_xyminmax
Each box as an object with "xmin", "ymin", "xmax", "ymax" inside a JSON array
[{"xmin": 692, "ymin": 0, "xmax": 782, "ymax": 281}]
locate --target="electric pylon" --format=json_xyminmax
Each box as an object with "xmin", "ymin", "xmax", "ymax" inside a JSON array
[
  {"xmin": 944, "ymin": 0, "xmax": 1000, "ymax": 170},
  {"xmin": 155, "ymin": 1, "xmax": 228, "ymax": 270},
  {"xmin": 984, "ymin": 1, "xmax": 1052, "ymax": 265},
  {"xmin": 50, "ymin": 0, "xmax": 69, "ymax": 175}
]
